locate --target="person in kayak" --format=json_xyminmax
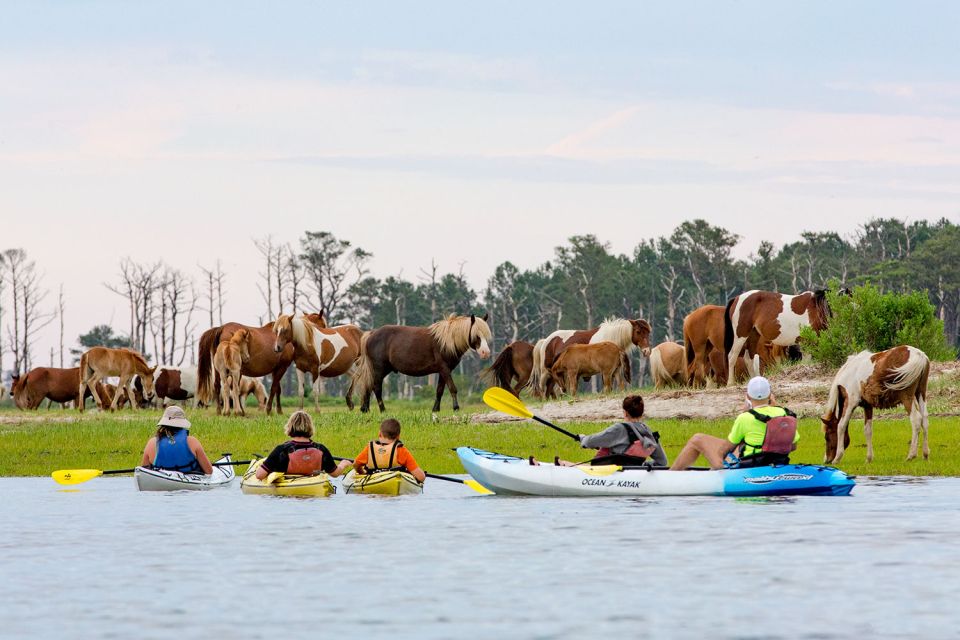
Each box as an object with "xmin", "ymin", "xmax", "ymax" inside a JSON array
[
  {"xmin": 140, "ymin": 405, "xmax": 213, "ymax": 474},
  {"xmin": 351, "ymin": 418, "xmax": 427, "ymax": 482},
  {"xmin": 669, "ymin": 376, "xmax": 799, "ymax": 470},
  {"xmin": 255, "ymin": 410, "xmax": 351, "ymax": 479}
]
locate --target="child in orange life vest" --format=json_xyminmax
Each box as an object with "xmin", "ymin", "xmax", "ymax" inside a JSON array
[
  {"xmin": 256, "ymin": 410, "xmax": 351, "ymax": 479},
  {"xmin": 352, "ymin": 418, "xmax": 427, "ymax": 483}
]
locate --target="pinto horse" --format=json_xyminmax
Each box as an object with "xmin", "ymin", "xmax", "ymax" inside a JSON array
[
  {"xmin": 649, "ymin": 342, "xmax": 686, "ymax": 389},
  {"xmin": 531, "ymin": 318, "xmax": 651, "ymax": 399},
  {"xmin": 272, "ymin": 312, "xmax": 364, "ymax": 410},
  {"xmin": 550, "ymin": 342, "xmax": 627, "ymax": 397},
  {"xmin": 197, "ymin": 320, "xmax": 295, "ymax": 414},
  {"xmin": 353, "ymin": 313, "xmax": 492, "ymax": 413},
  {"xmin": 12, "ymin": 367, "xmax": 112, "ymax": 409},
  {"xmin": 480, "ymin": 340, "xmax": 535, "ymax": 397},
  {"xmin": 723, "ymin": 290, "xmax": 830, "ymax": 386},
  {"xmin": 822, "ymin": 346, "xmax": 930, "ymax": 464},
  {"xmin": 78, "ymin": 348, "xmax": 157, "ymax": 412}
]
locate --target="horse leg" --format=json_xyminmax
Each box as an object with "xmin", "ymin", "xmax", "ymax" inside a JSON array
[
  {"xmin": 344, "ymin": 363, "xmax": 357, "ymax": 411},
  {"xmin": 602, "ymin": 371, "xmax": 612, "ymax": 394},
  {"xmin": 905, "ymin": 397, "xmax": 919, "ymax": 461},
  {"xmin": 566, "ymin": 371, "xmax": 577, "ymax": 397},
  {"xmin": 373, "ymin": 373, "xmax": 386, "ymax": 413},
  {"xmin": 831, "ymin": 402, "xmax": 857, "ymax": 464},
  {"xmin": 726, "ymin": 336, "xmax": 749, "ymax": 386},
  {"xmin": 313, "ymin": 374, "xmax": 322, "ymax": 412},
  {"xmin": 123, "ymin": 382, "xmax": 138, "ymax": 411},
  {"xmin": 295, "ymin": 369, "xmax": 305, "ymax": 410},
  {"xmin": 863, "ymin": 405, "xmax": 874, "ymax": 463},
  {"xmin": 432, "ymin": 375, "xmax": 447, "ymax": 413},
  {"xmin": 920, "ymin": 396, "xmax": 930, "ymax": 460},
  {"xmin": 234, "ymin": 371, "xmax": 245, "ymax": 417}
]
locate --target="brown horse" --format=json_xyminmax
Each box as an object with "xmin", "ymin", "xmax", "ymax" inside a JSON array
[
  {"xmin": 353, "ymin": 314, "xmax": 492, "ymax": 412},
  {"xmin": 531, "ymin": 318, "xmax": 651, "ymax": 399},
  {"xmin": 480, "ymin": 340, "xmax": 535, "ymax": 397},
  {"xmin": 649, "ymin": 342, "xmax": 686, "ymax": 389},
  {"xmin": 78, "ymin": 347, "xmax": 157, "ymax": 412},
  {"xmin": 197, "ymin": 320, "xmax": 295, "ymax": 414},
  {"xmin": 214, "ymin": 329, "xmax": 252, "ymax": 416},
  {"xmin": 683, "ymin": 305, "xmax": 728, "ymax": 387},
  {"xmin": 822, "ymin": 346, "xmax": 930, "ymax": 464},
  {"xmin": 724, "ymin": 290, "xmax": 830, "ymax": 385},
  {"xmin": 272, "ymin": 312, "xmax": 364, "ymax": 410},
  {"xmin": 238, "ymin": 376, "xmax": 268, "ymax": 412},
  {"xmin": 550, "ymin": 342, "xmax": 627, "ymax": 397},
  {"xmin": 12, "ymin": 367, "xmax": 111, "ymax": 409}
]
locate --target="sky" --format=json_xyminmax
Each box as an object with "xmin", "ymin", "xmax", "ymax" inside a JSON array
[{"xmin": 1, "ymin": 1, "xmax": 959, "ymax": 364}]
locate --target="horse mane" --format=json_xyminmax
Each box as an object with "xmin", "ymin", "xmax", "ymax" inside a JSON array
[
  {"xmin": 119, "ymin": 348, "xmax": 151, "ymax": 370},
  {"xmin": 429, "ymin": 314, "xmax": 492, "ymax": 357},
  {"xmin": 591, "ymin": 318, "xmax": 636, "ymax": 352}
]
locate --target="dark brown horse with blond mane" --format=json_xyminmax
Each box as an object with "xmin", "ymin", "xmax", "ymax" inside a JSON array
[
  {"xmin": 480, "ymin": 340, "xmax": 535, "ymax": 397},
  {"xmin": 353, "ymin": 314, "xmax": 492, "ymax": 412},
  {"xmin": 197, "ymin": 320, "xmax": 294, "ymax": 414}
]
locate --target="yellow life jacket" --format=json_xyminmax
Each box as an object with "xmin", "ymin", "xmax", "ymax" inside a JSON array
[{"xmin": 367, "ymin": 440, "xmax": 403, "ymax": 471}]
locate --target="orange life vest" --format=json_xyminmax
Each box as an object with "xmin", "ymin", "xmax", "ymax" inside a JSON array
[
  {"xmin": 366, "ymin": 440, "xmax": 403, "ymax": 472},
  {"xmin": 286, "ymin": 443, "xmax": 324, "ymax": 475}
]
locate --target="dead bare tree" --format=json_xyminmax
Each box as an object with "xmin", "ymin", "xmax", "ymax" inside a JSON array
[
  {"xmin": 150, "ymin": 267, "xmax": 198, "ymax": 365},
  {"xmin": 659, "ymin": 265, "xmax": 686, "ymax": 342},
  {"xmin": 105, "ymin": 259, "xmax": 163, "ymax": 354},
  {"xmin": 58, "ymin": 284, "xmax": 65, "ymax": 367},
  {"xmin": 198, "ymin": 260, "xmax": 227, "ymax": 327},
  {"xmin": 285, "ymin": 247, "xmax": 307, "ymax": 313},
  {"xmin": 3, "ymin": 249, "xmax": 55, "ymax": 372},
  {"xmin": 254, "ymin": 236, "xmax": 286, "ymax": 319}
]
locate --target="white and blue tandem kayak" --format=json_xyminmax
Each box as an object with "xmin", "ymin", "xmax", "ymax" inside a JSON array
[{"xmin": 456, "ymin": 447, "xmax": 855, "ymax": 497}]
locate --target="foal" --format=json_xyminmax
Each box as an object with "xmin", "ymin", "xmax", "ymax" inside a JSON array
[{"xmin": 214, "ymin": 329, "xmax": 252, "ymax": 416}]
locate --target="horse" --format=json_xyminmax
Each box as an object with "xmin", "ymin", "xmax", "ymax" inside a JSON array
[
  {"xmin": 649, "ymin": 342, "xmax": 686, "ymax": 389},
  {"xmin": 353, "ymin": 313, "xmax": 492, "ymax": 413},
  {"xmin": 213, "ymin": 329, "xmax": 252, "ymax": 416},
  {"xmin": 822, "ymin": 346, "xmax": 930, "ymax": 464},
  {"xmin": 683, "ymin": 305, "xmax": 728, "ymax": 387},
  {"xmin": 197, "ymin": 320, "xmax": 295, "ymax": 414},
  {"xmin": 12, "ymin": 367, "xmax": 111, "ymax": 410},
  {"xmin": 78, "ymin": 348, "xmax": 157, "ymax": 412},
  {"xmin": 723, "ymin": 290, "xmax": 831, "ymax": 385},
  {"xmin": 237, "ymin": 376, "xmax": 268, "ymax": 411},
  {"xmin": 550, "ymin": 342, "xmax": 627, "ymax": 397},
  {"xmin": 480, "ymin": 340, "xmax": 535, "ymax": 397},
  {"xmin": 531, "ymin": 318, "xmax": 651, "ymax": 399},
  {"xmin": 272, "ymin": 312, "xmax": 364, "ymax": 410}
]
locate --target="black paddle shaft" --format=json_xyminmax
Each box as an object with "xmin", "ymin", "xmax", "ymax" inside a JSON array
[
  {"xmin": 102, "ymin": 459, "xmax": 252, "ymax": 476},
  {"xmin": 333, "ymin": 456, "xmax": 466, "ymax": 486},
  {"xmin": 533, "ymin": 415, "xmax": 581, "ymax": 442}
]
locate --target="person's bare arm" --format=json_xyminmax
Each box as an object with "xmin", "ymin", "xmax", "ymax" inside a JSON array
[
  {"xmin": 188, "ymin": 436, "xmax": 214, "ymax": 474},
  {"xmin": 411, "ymin": 467, "xmax": 426, "ymax": 483},
  {"xmin": 255, "ymin": 464, "xmax": 269, "ymax": 480},
  {"xmin": 140, "ymin": 439, "xmax": 155, "ymax": 467},
  {"xmin": 329, "ymin": 459, "xmax": 352, "ymax": 478}
]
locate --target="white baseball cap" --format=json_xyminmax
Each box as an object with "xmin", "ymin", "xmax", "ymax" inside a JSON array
[{"xmin": 746, "ymin": 376, "xmax": 771, "ymax": 400}]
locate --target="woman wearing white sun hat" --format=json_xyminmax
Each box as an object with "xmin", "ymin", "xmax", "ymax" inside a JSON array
[{"xmin": 140, "ymin": 405, "xmax": 214, "ymax": 475}]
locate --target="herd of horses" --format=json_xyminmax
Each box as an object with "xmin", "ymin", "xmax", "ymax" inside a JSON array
[{"xmin": 4, "ymin": 288, "xmax": 935, "ymax": 464}]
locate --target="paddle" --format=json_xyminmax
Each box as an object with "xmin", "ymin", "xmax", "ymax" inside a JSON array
[
  {"xmin": 51, "ymin": 459, "xmax": 253, "ymax": 486},
  {"xmin": 482, "ymin": 387, "xmax": 581, "ymax": 442},
  {"xmin": 331, "ymin": 456, "xmax": 493, "ymax": 495}
]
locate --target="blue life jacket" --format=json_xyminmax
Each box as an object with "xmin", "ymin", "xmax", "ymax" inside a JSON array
[{"xmin": 153, "ymin": 428, "xmax": 203, "ymax": 473}]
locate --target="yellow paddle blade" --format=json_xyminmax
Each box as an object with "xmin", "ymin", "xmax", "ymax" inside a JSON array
[
  {"xmin": 577, "ymin": 465, "xmax": 622, "ymax": 477},
  {"xmin": 463, "ymin": 479, "xmax": 495, "ymax": 495},
  {"xmin": 266, "ymin": 472, "xmax": 285, "ymax": 484},
  {"xmin": 482, "ymin": 387, "xmax": 533, "ymax": 419},
  {"xmin": 51, "ymin": 469, "xmax": 103, "ymax": 485}
]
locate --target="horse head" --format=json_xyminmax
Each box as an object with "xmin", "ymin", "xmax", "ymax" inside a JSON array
[
  {"xmin": 234, "ymin": 329, "xmax": 252, "ymax": 362},
  {"xmin": 809, "ymin": 290, "xmax": 831, "ymax": 332},
  {"xmin": 272, "ymin": 315, "xmax": 293, "ymax": 353},
  {"xmin": 469, "ymin": 313, "xmax": 492, "ymax": 359},
  {"xmin": 140, "ymin": 365, "xmax": 158, "ymax": 401},
  {"xmin": 631, "ymin": 319, "xmax": 652, "ymax": 356}
]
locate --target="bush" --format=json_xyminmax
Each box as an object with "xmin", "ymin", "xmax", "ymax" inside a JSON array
[{"xmin": 800, "ymin": 285, "xmax": 956, "ymax": 367}]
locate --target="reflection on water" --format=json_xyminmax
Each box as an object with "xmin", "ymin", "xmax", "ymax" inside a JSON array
[{"xmin": 1, "ymin": 476, "xmax": 959, "ymax": 639}]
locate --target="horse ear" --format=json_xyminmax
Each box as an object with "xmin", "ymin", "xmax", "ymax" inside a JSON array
[
  {"xmin": 319, "ymin": 308, "xmax": 325, "ymax": 319},
  {"xmin": 150, "ymin": 366, "xmax": 158, "ymax": 375},
  {"xmin": 470, "ymin": 314, "xmax": 476, "ymax": 325},
  {"xmin": 482, "ymin": 312, "xmax": 489, "ymax": 322}
]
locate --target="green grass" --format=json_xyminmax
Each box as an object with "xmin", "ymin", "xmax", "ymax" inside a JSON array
[{"xmin": 1, "ymin": 400, "xmax": 957, "ymax": 477}]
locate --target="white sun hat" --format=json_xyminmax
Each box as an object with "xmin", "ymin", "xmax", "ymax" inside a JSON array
[
  {"xmin": 157, "ymin": 405, "xmax": 191, "ymax": 430},
  {"xmin": 746, "ymin": 376, "xmax": 772, "ymax": 400}
]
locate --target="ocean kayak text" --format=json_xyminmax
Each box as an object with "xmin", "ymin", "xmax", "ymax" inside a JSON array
[{"xmin": 582, "ymin": 478, "xmax": 642, "ymax": 488}]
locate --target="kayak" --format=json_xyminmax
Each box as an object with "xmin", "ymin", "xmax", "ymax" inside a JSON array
[
  {"xmin": 456, "ymin": 447, "xmax": 855, "ymax": 497},
  {"xmin": 134, "ymin": 455, "xmax": 235, "ymax": 492},
  {"xmin": 240, "ymin": 459, "xmax": 335, "ymax": 497},
  {"xmin": 341, "ymin": 469, "xmax": 423, "ymax": 496}
]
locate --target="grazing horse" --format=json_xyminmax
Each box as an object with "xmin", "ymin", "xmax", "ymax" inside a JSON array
[
  {"xmin": 12, "ymin": 367, "xmax": 111, "ymax": 410},
  {"xmin": 724, "ymin": 290, "xmax": 830, "ymax": 386},
  {"xmin": 480, "ymin": 340, "xmax": 535, "ymax": 397},
  {"xmin": 78, "ymin": 348, "xmax": 157, "ymax": 412},
  {"xmin": 271, "ymin": 312, "xmax": 364, "ymax": 410},
  {"xmin": 134, "ymin": 365, "xmax": 201, "ymax": 407},
  {"xmin": 213, "ymin": 329, "xmax": 252, "ymax": 416},
  {"xmin": 683, "ymin": 305, "xmax": 728, "ymax": 387},
  {"xmin": 822, "ymin": 346, "xmax": 930, "ymax": 464},
  {"xmin": 197, "ymin": 320, "xmax": 295, "ymax": 414},
  {"xmin": 550, "ymin": 342, "xmax": 627, "ymax": 397},
  {"xmin": 531, "ymin": 318, "xmax": 652, "ymax": 399},
  {"xmin": 238, "ymin": 376, "xmax": 268, "ymax": 412},
  {"xmin": 649, "ymin": 342, "xmax": 686, "ymax": 389},
  {"xmin": 353, "ymin": 313, "xmax": 492, "ymax": 413}
]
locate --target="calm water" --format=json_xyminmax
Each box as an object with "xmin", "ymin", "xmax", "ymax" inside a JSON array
[{"xmin": 2, "ymin": 476, "xmax": 959, "ymax": 639}]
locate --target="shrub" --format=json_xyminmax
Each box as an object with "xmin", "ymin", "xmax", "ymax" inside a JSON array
[{"xmin": 800, "ymin": 285, "xmax": 956, "ymax": 367}]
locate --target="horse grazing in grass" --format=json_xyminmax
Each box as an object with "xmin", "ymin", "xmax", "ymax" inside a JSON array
[
  {"xmin": 197, "ymin": 320, "xmax": 295, "ymax": 414},
  {"xmin": 213, "ymin": 329, "xmax": 252, "ymax": 416},
  {"xmin": 531, "ymin": 318, "xmax": 651, "ymax": 399},
  {"xmin": 12, "ymin": 367, "xmax": 110, "ymax": 409},
  {"xmin": 238, "ymin": 376, "xmax": 268, "ymax": 412},
  {"xmin": 723, "ymin": 290, "xmax": 831, "ymax": 386},
  {"xmin": 822, "ymin": 346, "xmax": 930, "ymax": 464},
  {"xmin": 550, "ymin": 342, "xmax": 627, "ymax": 397},
  {"xmin": 480, "ymin": 340, "xmax": 535, "ymax": 397},
  {"xmin": 353, "ymin": 313, "xmax": 492, "ymax": 413},
  {"xmin": 78, "ymin": 348, "xmax": 157, "ymax": 412},
  {"xmin": 649, "ymin": 342, "xmax": 686, "ymax": 389},
  {"xmin": 272, "ymin": 312, "xmax": 364, "ymax": 410}
]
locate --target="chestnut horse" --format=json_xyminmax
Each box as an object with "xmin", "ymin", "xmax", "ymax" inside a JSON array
[
  {"xmin": 78, "ymin": 347, "xmax": 157, "ymax": 412},
  {"xmin": 197, "ymin": 320, "xmax": 295, "ymax": 414},
  {"xmin": 724, "ymin": 290, "xmax": 830, "ymax": 385},
  {"xmin": 272, "ymin": 312, "xmax": 364, "ymax": 410},
  {"xmin": 649, "ymin": 342, "xmax": 686, "ymax": 389},
  {"xmin": 480, "ymin": 340, "xmax": 535, "ymax": 397},
  {"xmin": 353, "ymin": 313, "xmax": 492, "ymax": 412},
  {"xmin": 822, "ymin": 346, "xmax": 930, "ymax": 464},
  {"xmin": 531, "ymin": 318, "xmax": 651, "ymax": 399},
  {"xmin": 550, "ymin": 342, "xmax": 627, "ymax": 397},
  {"xmin": 213, "ymin": 329, "xmax": 252, "ymax": 416},
  {"xmin": 12, "ymin": 367, "xmax": 111, "ymax": 410},
  {"xmin": 683, "ymin": 305, "xmax": 728, "ymax": 386},
  {"xmin": 238, "ymin": 376, "xmax": 268, "ymax": 412}
]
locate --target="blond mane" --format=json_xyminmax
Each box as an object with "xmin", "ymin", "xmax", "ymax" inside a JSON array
[
  {"xmin": 590, "ymin": 318, "xmax": 636, "ymax": 352},
  {"xmin": 429, "ymin": 314, "xmax": 492, "ymax": 356}
]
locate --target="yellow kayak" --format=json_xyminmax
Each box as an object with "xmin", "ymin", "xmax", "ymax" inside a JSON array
[
  {"xmin": 342, "ymin": 469, "xmax": 423, "ymax": 496},
  {"xmin": 240, "ymin": 459, "xmax": 335, "ymax": 497}
]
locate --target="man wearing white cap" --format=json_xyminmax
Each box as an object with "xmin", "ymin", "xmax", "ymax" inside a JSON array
[{"xmin": 669, "ymin": 376, "xmax": 799, "ymax": 470}]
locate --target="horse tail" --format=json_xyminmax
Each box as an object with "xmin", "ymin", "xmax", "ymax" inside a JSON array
[
  {"xmin": 196, "ymin": 326, "xmax": 222, "ymax": 404},
  {"xmin": 885, "ymin": 347, "xmax": 930, "ymax": 392},
  {"xmin": 530, "ymin": 338, "xmax": 547, "ymax": 395},
  {"xmin": 480, "ymin": 344, "xmax": 515, "ymax": 390},
  {"xmin": 620, "ymin": 349, "xmax": 631, "ymax": 385},
  {"xmin": 350, "ymin": 330, "xmax": 375, "ymax": 399},
  {"xmin": 823, "ymin": 374, "xmax": 841, "ymax": 423},
  {"xmin": 683, "ymin": 323, "xmax": 696, "ymax": 384},
  {"xmin": 723, "ymin": 296, "xmax": 737, "ymax": 359},
  {"xmin": 649, "ymin": 345, "xmax": 667, "ymax": 389}
]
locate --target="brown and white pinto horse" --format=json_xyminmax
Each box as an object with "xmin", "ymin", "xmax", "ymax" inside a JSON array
[
  {"xmin": 550, "ymin": 342, "xmax": 628, "ymax": 396},
  {"xmin": 197, "ymin": 320, "xmax": 295, "ymax": 414},
  {"xmin": 649, "ymin": 342, "xmax": 686, "ymax": 389},
  {"xmin": 531, "ymin": 318, "xmax": 651, "ymax": 399},
  {"xmin": 213, "ymin": 329, "xmax": 252, "ymax": 416},
  {"xmin": 78, "ymin": 348, "xmax": 157, "ymax": 412},
  {"xmin": 480, "ymin": 340, "xmax": 535, "ymax": 397},
  {"xmin": 272, "ymin": 312, "xmax": 364, "ymax": 410},
  {"xmin": 724, "ymin": 290, "xmax": 829, "ymax": 385},
  {"xmin": 353, "ymin": 314, "xmax": 492, "ymax": 413},
  {"xmin": 822, "ymin": 346, "xmax": 930, "ymax": 464}
]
